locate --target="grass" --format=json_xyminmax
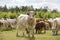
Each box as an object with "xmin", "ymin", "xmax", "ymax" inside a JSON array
[{"xmin": 0, "ymin": 30, "xmax": 60, "ymax": 40}]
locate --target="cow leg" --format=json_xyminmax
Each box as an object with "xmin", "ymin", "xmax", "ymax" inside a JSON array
[
  {"xmin": 38, "ymin": 30, "xmax": 40, "ymax": 34},
  {"xmin": 27, "ymin": 30, "xmax": 30, "ymax": 37},
  {"xmin": 52, "ymin": 29, "xmax": 58, "ymax": 36},
  {"xmin": 39, "ymin": 29, "xmax": 42, "ymax": 34},
  {"xmin": 32, "ymin": 29, "xmax": 34, "ymax": 38},
  {"xmin": 52, "ymin": 29, "xmax": 55, "ymax": 35},
  {"xmin": 36, "ymin": 29, "xmax": 37, "ymax": 34},
  {"xmin": 22, "ymin": 29, "xmax": 25, "ymax": 36},
  {"xmin": 55, "ymin": 29, "xmax": 58, "ymax": 35},
  {"xmin": 44, "ymin": 27, "xmax": 46, "ymax": 33},
  {"xmin": 25, "ymin": 28, "xmax": 30, "ymax": 34},
  {"xmin": 16, "ymin": 25, "xmax": 19, "ymax": 37},
  {"xmin": 22, "ymin": 27, "xmax": 26, "ymax": 36}
]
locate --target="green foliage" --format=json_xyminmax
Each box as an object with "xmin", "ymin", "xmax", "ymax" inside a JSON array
[
  {"xmin": 0, "ymin": 12, "xmax": 7, "ymax": 19},
  {"xmin": 0, "ymin": 5, "xmax": 60, "ymax": 19},
  {"xmin": 0, "ymin": 12, "xmax": 18, "ymax": 19},
  {"xmin": 35, "ymin": 11, "xmax": 60, "ymax": 19},
  {"xmin": 7, "ymin": 12, "xmax": 18, "ymax": 19},
  {"xmin": 0, "ymin": 10, "xmax": 60, "ymax": 19}
]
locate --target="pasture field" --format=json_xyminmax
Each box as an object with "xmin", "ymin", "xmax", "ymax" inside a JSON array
[{"xmin": 0, "ymin": 30, "xmax": 60, "ymax": 40}]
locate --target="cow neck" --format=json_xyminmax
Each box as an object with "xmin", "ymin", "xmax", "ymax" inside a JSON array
[{"xmin": 27, "ymin": 16, "xmax": 35, "ymax": 26}]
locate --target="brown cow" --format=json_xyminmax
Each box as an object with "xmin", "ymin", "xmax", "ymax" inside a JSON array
[{"xmin": 35, "ymin": 19, "xmax": 46, "ymax": 34}]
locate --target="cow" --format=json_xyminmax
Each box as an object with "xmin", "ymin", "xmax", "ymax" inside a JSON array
[
  {"xmin": 51, "ymin": 18, "xmax": 60, "ymax": 35},
  {"xmin": 7, "ymin": 19, "xmax": 17, "ymax": 29},
  {"xmin": 35, "ymin": 18, "xmax": 46, "ymax": 34},
  {"xmin": 45, "ymin": 19, "xmax": 52, "ymax": 30},
  {"xmin": 0, "ymin": 19, "xmax": 12, "ymax": 31},
  {"xmin": 16, "ymin": 11, "xmax": 36, "ymax": 37}
]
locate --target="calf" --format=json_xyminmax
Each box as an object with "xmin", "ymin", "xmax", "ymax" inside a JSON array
[{"xmin": 16, "ymin": 11, "xmax": 36, "ymax": 37}]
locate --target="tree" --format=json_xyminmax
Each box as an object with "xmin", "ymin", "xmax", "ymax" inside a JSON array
[
  {"xmin": 3, "ymin": 5, "xmax": 8, "ymax": 12},
  {"xmin": 29, "ymin": 5, "xmax": 34, "ymax": 11},
  {"xmin": 21, "ymin": 6, "xmax": 26, "ymax": 11},
  {"xmin": 15, "ymin": 6, "xmax": 20, "ymax": 13},
  {"xmin": 42, "ymin": 6, "xmax": 48, "ymax": 12},
  {"xmin": 0, "ymin": 6, "xmax": 3, "ymax": 11},
  {"xmin": 9, "ymin": 7, "xmax": 14, "ymax": 13},
  {"xmin": 20, "ymin": 6, "xmax": 34, "ymax": 11},
  {"xmin": 52, "ymin": 9, "xmax": 58, "ymax": 13}
]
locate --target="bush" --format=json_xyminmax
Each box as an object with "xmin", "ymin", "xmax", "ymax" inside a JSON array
[{"xmin": 7, "ymin": 12, "xmax": 18, "ymax": 19}]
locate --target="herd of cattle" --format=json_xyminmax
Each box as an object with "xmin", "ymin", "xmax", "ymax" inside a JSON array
[{"xmin": 0, "ymin": 11, "xmax": 60, "ymax": 37}]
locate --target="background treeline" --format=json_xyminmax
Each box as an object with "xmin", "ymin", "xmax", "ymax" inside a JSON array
[{"xmin": 0, "ymin": 5, "xmax": 60, "ymax": 19}]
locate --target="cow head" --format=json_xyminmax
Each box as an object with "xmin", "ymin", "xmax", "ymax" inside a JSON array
[{"xmin": 27, "ymin": 11, "xmax": 36, "ymax": 20}]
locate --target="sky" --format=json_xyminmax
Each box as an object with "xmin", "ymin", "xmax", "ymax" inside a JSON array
[{"xmin": 0, "ymin": 0, "xmax": 60, "ymax": 11}]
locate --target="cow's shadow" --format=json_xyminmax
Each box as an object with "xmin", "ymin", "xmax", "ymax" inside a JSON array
[
  {"xmin": 52, "ymin": 34, "xmax": 60, "ymax": 36},
  {"xmin": 16, "ymin": 35, "xmax": 24, "ymax": 37},
  {"xmin": 16, "ymin": 35, "xmax": 35, "ymax": 40},
  {"xmin": 57, "ymin": 34, "xmax": 60, "ymax": 36}
]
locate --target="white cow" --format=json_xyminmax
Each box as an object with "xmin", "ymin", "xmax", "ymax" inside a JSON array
[
  {"xmin": 52, "ymin": 18, "xmax": 60, "ymax": 35},
  {"xmin": 0, "ymin": 19, "xmax": 10, "ymax": 30},
  {"xmin": 0, "ymin": 18, "xmax": 17, "ymax": 30},
  {"xmin": 45, "ymin": 18, "xmax": 53, "ymax": 30},
  {"xmin": 16, "ymin": 11, "xmax": 36, "ymax": 37},
  {"xmin": 7, "ymin": 19, "xmax": 17, "ymax": 29}
]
